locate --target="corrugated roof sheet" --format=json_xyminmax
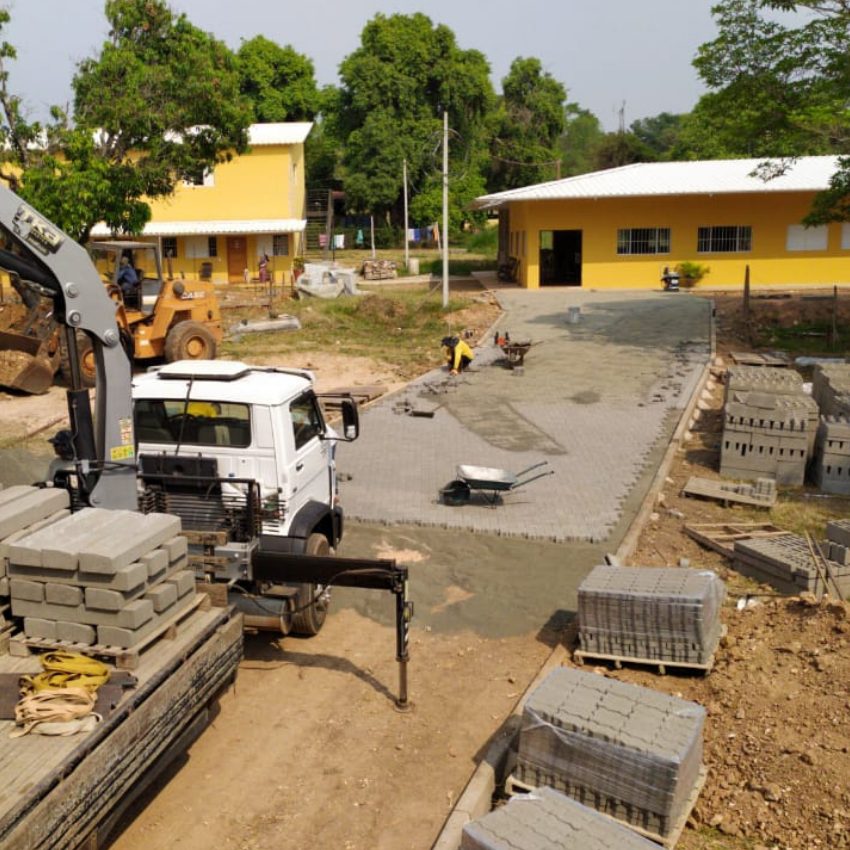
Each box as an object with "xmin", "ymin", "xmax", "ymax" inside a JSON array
[
  {"xmin": 90, "ymin": 218, "xmax": 307, "ymax": 238},
  {"xmin": 248, "ymin": 122, "xmax": 312, "ymax": 145},
  {"xmin": 472, "ymin": 156, "xmax": 841, "ymax": 208}
]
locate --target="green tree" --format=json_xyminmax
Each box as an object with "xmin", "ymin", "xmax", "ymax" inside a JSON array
[
  {"xmin": 488, "ymin": 57, "xmax": 566, "ymax": 190},
  {"xmin": 629, "ymin": 112, "xmax": 685, "ymax": 159},
  {"xmin": 0, "ymin": 1, "xmax": 251, "ymax": 242},
  {"xmin": 593, "ymin": 132, "xmax": 656, "ymax": 170},
  {"xmin": 559, "ymin": 104, "xmax": 605, "ymax": 176},
  {"xmin": 335, "ymin": 13, "xmax": 495, "ymax": 231},
  {"xmin": 237, "ymin": 36, "xmax": 320, "ymax": 122}
]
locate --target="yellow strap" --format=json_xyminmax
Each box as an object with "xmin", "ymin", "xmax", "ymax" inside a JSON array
[{"xmin": 20, "ymin": 651, "xmax": 110, "ymax": 694}]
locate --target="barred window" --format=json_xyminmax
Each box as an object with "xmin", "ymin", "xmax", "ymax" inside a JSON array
[
  {"xmin": 616, "ymin": 227, "xmax": 670, "ymax": 255},
  {"xmin": 162, "ymin": 237, "xmax": 178, "ymax": 259},
  {"xmin": 697, "ymin": 225, "xmax": 751, "ymax": 253},
  {"xmin": 272, "ymin": 234, "xmax": 290, "ymax": 256}
]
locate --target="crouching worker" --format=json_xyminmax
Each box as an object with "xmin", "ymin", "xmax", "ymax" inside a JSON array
[{"xmin": 442, "ymin": 335, "xmax": 474, "ymax": 375}]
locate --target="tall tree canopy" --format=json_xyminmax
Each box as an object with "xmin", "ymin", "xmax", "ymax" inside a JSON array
[
  {"xmin": 0, "ymin": 0, "xmax": 251, "ymax": 242},
  {"xmin": 237, "ymin": 36, "xmax": 320, "ymax": 122},
  {"xmin": 334, "ymin": 13, "xmax": 494, "ymax": 230},
  {"xmin": 558, "ymin": 104, "xmax": 605, "ymax": 177},
  {"xmin": 488, "ymin": 57, "xmax": 566, "ymax": 191}
]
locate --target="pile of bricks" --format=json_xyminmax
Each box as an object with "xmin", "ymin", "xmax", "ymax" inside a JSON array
[
  {"xmin": 813, "ymin": 416, "xmax": 850, "ymax": 495},
  {"xmin": 720, "ymin": 390, "xmax": 818, "ymax": 485},
  {"xmin": 812, "ymin": 363, "xmax": 850, "ymax": 416},
  {"xmin": 724, "ymin": 365, "xmax": 804, "ymax": 401},
  {"xmin": 2, "ymin": 487, "xmax": 196, "ymax": 649},
  {"xmin": 577, "ymin": 565, "xmax": 725, "ymax": 665},
  {"xmin": 513, "ymin": 667, "xmax": 704, "ymax": 839},
  {"xmin": 461, "ymin": 786, "xmax": 660, "ymax": 850},
  {"xmin": 733, "ymin": 532, "xmax": 850, "ymax": 597}
]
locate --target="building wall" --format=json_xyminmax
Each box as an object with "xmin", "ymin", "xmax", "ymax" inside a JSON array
[
  {"xmin": 507, "ymin": 191, "xmax": 850, "ymax": 289},
  {"xmin": 145, "ymin": 142, "xmax": 305, "ymax": 283}
]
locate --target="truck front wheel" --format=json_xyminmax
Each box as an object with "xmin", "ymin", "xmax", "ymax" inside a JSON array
[{"xmin": 291, "ymin": 532, "xmax": 330, "ymax": 636}]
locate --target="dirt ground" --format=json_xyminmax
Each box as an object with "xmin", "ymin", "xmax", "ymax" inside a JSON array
[{"xmin": 2, "ymin": 288, "xmax": 848, "ymax": 850}]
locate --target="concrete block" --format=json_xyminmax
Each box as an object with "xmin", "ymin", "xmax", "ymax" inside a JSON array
[
  {"xmin": 162, "ymin": 534, "xmax": 188, "ymax": 562},
  {"xmin": 0, "ymin": 576, "xmax": 8, "ymax": 596},
  {"xmin": 56, "ymin": 620, "xmax": 97, "ymax": 645},
  {"xmin": 140, "ymin": 548, "xmax": 168, "ymax": 578},
  {"xmin": 0, "ymin": 487, "xmax": 69, "ymax": 540},
  {"xmin": 45, "ymin": 583, "xmax": 83, "ymax": 607},
  {"xmin": 145, "ymin": 582, "xmax": 178, "ymax": 613},
  {"xmin": 117, "ymin": 598, "xmax": 154, "ymax": 629},
  {"xmin": 79, "ymin": 513, "xmax": 181, "ymax": 574},
  {"xmin": 85, "ymin": 587, "xmax": 133, "ymax": 612},
  {"xmin": 39, "ymin": 510, "xmax": 139, "ymax": 571},
  {"xmin": 166, "ymin": 569, "xmax": 195, "ymax": 598},
  {"xmin": 79, "ymin": 561, "xmax": 148, "ymax": 593},
  {"xmin": 23, "ymin": 617, "xmax": 57, "ymax": 641},
  {"xmin": 97, "ymin": 592, "xmax": 193, "ymax": 648},
  {"xmin": 10, "ymin": 578, "xmax": 45, "ymax": 602}
]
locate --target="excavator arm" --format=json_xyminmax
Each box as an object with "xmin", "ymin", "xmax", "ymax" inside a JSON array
[{"xmin": 0, "ymin": 187, "xmax": 137, "ymax": 510}]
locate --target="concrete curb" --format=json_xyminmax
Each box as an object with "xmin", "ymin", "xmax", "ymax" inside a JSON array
[{"xmin": 429, "ymin": 304, "xmax": 717, "ymax": 850}]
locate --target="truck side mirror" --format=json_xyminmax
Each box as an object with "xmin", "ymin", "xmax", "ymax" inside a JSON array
[{"xmin": 341, "ymin": 397, "xmax": 359, "ymax": 441}]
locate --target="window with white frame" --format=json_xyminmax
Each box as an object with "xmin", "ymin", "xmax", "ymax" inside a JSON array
[
  {"xmin": 697, "ymin": 225, "xmax": 751, "ymax": 253},
  {"xmin": 617, "ymin": 227, "xmax": 671, "ymax": 255},
  {"xmin": 184, "ymin": 235, "xmax": 219, "ymax": 258},
  {"xmin": 181, "ymin": 168, "xmax": 214, "ymax": 188},
  {"xmin": 786, "ymin": 224, "xmax": 828, "ymax": 251}
]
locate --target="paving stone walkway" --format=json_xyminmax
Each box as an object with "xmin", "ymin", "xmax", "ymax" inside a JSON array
[{"xmin": 337, "ymin": 290, "xmax": 711, "ymax": 543}]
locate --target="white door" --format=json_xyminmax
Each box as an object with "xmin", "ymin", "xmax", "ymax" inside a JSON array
[{"xmin": 288, "ymin": 391, "xmax": 332, "ymax": 509}]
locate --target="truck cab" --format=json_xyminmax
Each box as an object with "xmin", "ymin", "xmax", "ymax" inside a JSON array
[{"xmin": 132, "ymin": 359, "xmax": 359, "ymax": 633}]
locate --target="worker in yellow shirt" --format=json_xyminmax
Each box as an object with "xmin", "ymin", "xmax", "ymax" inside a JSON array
[{"xmin": 442, "ymin": 336, "xmax": 474, "ymax": 375}]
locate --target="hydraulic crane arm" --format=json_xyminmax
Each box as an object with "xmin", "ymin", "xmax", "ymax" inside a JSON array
[{"xmin": 0, "ymin": 187, "xmax": 137, "ymax": 510}]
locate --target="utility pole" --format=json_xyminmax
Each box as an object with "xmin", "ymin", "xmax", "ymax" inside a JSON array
[
  {"xmin": 442, "ymin": 110, "xmax": 449, "ymax": 309},
  {"xmin": 403, "ymin": 158, "xmax": 410, "ymax": 272}
]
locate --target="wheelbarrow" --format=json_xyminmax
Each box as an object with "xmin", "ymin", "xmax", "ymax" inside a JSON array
[
  {"xmin": 500, "ymin": 340, "xmax": 532, "ymax": 369},
  {"xmin": 440, "ymin": 461, "xmax": 554, "ymax": 506}
]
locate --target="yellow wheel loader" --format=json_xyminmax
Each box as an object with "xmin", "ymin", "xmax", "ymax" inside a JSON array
[{"xmin": 0, "ymin": 239, "xmax": 222, "ymax": 393}]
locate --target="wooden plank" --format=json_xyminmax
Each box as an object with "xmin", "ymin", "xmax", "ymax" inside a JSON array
[
  {"xmin": 685, "ymin": 522, "xmax": 791, "ymax": 559},
  {"xmin": 682, "ymin": 476, "xmax": 776, "ymax": 508},
  {"xmin": 0, "ymin": 609, "xmax": 242, "ymax": 850}
]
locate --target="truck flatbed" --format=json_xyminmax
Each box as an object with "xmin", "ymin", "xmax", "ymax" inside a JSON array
[{"xmin": 0, "ymin": 604, "xmax": 242, "ymax": 850}]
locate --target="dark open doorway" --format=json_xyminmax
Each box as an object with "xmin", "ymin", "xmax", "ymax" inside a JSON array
[{"xmin": 540, "ymin": 230, "xmax": 582, "ymax": 286}]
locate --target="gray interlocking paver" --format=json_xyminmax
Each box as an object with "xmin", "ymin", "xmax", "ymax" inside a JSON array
[{"xmin": 338, "ymin": 291, "xmax": 711, "ymax": 542}]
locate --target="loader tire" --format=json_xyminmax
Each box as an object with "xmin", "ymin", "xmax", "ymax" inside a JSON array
[
  {"xmin": 164, "ymin": 321, "xmax": 217, "ymax": 362},
  {"xmin": 59, "ymin": 331, "xmax": 96, "ymax": 388},
  {"xmin": 291, "ymin": 533, "xmax": 330, "ymax": 637}
]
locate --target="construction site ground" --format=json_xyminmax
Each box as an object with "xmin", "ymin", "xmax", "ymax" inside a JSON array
[{"xmin": 0, "ymin": 285, "xmax": 847, "ymax": 850}]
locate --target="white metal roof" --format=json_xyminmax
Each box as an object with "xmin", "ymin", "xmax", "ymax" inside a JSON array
[
  {"xmin": 133, "ymin": 361, "xmax": 313, "ymax": 406},
  {"xmin": 90, "ymin": 218, "xmax": 306, "ymax": 238},
  {"xmin": 472, "ymin": 156, "xmax": 842, "ymax": 208},
  {"xmin": 248, "ymin": 122, "xmax": 312, "ymax": 146}
]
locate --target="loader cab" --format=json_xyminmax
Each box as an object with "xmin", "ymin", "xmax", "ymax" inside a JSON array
[{"xmin": 89, "ymin": 241, "xmax": 164, "ymax": 315}]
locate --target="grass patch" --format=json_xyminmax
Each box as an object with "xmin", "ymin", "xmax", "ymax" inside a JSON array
[
  {"xmin": 756, "ymin": 320, "xmax": 850, "ymax": 354},
  {"xmin": 421, "ymin": 258, "xmax": 497, "ymax": 276},
  {"xmin": 222, "ymin": 284, "xmax": 486, "ymax": 378}
]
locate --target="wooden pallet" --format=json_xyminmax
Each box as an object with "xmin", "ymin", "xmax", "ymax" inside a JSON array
[
  {"xmin": 681, "ymin": 476, "xmax": 775, "ymax": 508},
  {"xmin": 572, "ymin": 626, "xmax": 726, "ymax": 676},
  {"xmin": 685, "ymin": 522, "xmax": 791, "ymax": 560},
  {"xmin": 505, "ymin": 764, "xmax": 707, "ymax": 848},
  {"xmin": 8, "ymin": 593, "xmax": 209, "ymax": 671},
  {"xmin": 730, "ymin": 351, "xmax": 790, "ymax": 367}
]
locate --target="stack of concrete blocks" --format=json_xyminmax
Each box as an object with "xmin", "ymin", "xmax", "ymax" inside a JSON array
[
  {"xmin": 733, "ymin": 533, "xmax": 850, "ymax": 597},
  {"xmin": 721, "ymin": 389, "xmax": 818, "ymax": 485},
  {"xmin": 461, "ymin": 786, "xmax": 660, "ymax": 850},
  {"xmin": 825, "ymin": 520, "xmax": 850, "ymax": 576},
  {"xmin": 514, "ymin": 667, "xmax": 705, "ymax": 840},
  {"xmin": 6, "ymin": 506, "xmax": 197, "ymax": 649},
  {"xmin": 811, "ymin": 363, "xmax": 850, "ymax": 417},
  {"xmin": 724, "ymin": 365, "xmax": 804, "ymax": 402},
  {"xmin": 813, "ymin": 416, "xmax": 850, "ymax": 494},
  {"xmin": 577, "ymin": 565, "xmax": 725, "ymax": 665},
  {"xmin": 0, "ymin": 485, "xmax": 72, "ymax": 635}
]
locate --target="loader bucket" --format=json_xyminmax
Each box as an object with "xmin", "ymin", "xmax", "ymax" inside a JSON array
[{"xmin": 0, "ymin": 329, "xmax": 55, "ymax": 394}]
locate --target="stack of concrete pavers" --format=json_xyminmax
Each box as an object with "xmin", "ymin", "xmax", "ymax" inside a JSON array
[
  {"xmin": 514, "ymin": 667, "xmax": 705, "ymax": 840},
  {"xmin": 813, "ymin": 416, "xmax": 850, "ymax": 494},
  {"xmin": 720, "ymin": 390, "xmax": 818, "ymax": 485},
  {"xmin": 733, "ymin": 533, "xmax": 850, "ymax": 597},
  {"xmin": 0, "ymin": 485, "xmax": 72, "ymax": 605},
  {"xmin": 461, "ymin": 786, "xmax": 660, "ymax": 850},
  {"xmin": 812, "ymin": 363, "xmax": 850, "ymax": 417},
  {"xmin": 825, "ymin": 520, "xmax": 850, "ymax": 571},
  {"xmin": 6, "ymin": 507, "xmax": 195, "ymax": 649},
  {"xmin": 724, "ymin": 365, "xmax": 804, "ymax": 401},
  {"xmin": 577, "ymin": 565, "xmax": 725, "ymax": 665}
]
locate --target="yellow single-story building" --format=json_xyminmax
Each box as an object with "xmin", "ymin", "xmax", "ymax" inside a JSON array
[
  {"xmin": 91, "ymin": 122, "xmax": 311, "ymax": 284},
  {"xmin": 473, "ymin": 156, "xmax": 850, "ymax": 289}
]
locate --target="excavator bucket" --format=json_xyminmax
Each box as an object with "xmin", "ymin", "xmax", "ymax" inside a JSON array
[{"xmin": 0, "ymin": 328, "xmax": 55, "ymax": 394}]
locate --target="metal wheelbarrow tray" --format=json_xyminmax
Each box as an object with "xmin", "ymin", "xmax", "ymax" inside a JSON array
[{"xmin": 441, "ymin": 461, "xmax": 554, "ymax": 506}]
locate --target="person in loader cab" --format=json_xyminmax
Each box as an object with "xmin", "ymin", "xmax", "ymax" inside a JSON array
[
  {"xmin": 442, "ymin": 335, "xmax": 474, "ymax": 375},
  {"xmin": 117, "ymin": 255, "xmax": 139, "ymax": 303}
]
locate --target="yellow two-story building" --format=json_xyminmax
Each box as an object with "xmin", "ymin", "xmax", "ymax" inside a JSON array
[
  {"xmin": 92, "ymin": 122, "xmax": 311, "ymax": 284},
  {"xmin": 474, "ymin": 156, "xmax": 850, "ymax": 289}
]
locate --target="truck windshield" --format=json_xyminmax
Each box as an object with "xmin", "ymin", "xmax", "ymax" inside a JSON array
[{"xmin": 135, "ymin": 399, "xmax": 251, "ymax": 448}]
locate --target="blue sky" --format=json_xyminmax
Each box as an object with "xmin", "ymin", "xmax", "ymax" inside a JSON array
[{"xmin": 2, "ymin": 1, "xmax": 803, "ymax": 130}]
